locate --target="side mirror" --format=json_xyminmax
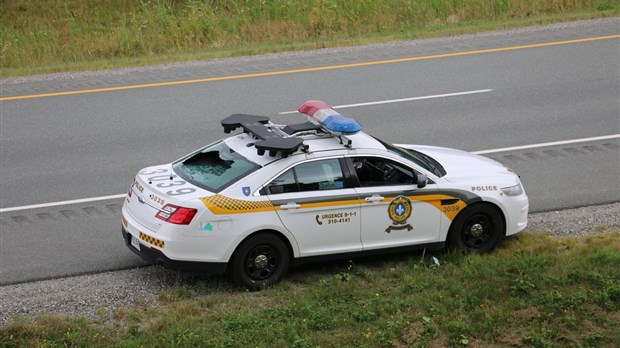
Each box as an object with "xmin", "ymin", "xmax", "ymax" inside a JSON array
[{"xmin": 417, "ymin": 174, "xmax": 428, "ymax": 189}]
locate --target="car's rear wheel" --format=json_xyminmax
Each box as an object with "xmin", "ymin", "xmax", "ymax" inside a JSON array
[
  {"xmin": 448, "ymin": 204, "xmax": 504, "ymax": 252},
  {"xmin": 230, "ymin": 233, "xmax": 290, "ymax": 291}
]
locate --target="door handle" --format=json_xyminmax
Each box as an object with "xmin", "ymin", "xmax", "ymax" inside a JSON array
[
  {"xmin": 365, "ymin": 195, "xmax": 384, "ymax": 203},
  {"xmin": 280, "ymin": 202, "xmax": 301, "ymax": 210}
]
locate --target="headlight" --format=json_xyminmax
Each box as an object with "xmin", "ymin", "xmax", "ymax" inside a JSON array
[{"xmin": 501, "ymin": 183, "xmax": 523, "ymax": 197}]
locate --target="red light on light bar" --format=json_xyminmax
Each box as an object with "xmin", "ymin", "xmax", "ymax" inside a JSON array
[{"xmin": 297, "ymin": 100, "xmax": 332, "ymax": 116}]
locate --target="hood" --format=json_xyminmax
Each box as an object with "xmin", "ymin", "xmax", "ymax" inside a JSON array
[{"xmin": 397, "ymin": 144, "xmax": 512, "ymax": 180}]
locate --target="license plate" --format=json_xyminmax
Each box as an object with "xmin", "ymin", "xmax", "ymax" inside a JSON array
[{"xmin": 131, "ymin": 234, "xmax": 140, "ymax": 251}]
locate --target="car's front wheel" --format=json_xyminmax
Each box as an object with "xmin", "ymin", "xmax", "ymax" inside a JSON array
[
  {"xmin": 230, "ymin": 233, "xmax": 290, "ymax": 291},
  {"xmin": 448, "ymin": 204, "xmax": 504, "ymax": 252}
]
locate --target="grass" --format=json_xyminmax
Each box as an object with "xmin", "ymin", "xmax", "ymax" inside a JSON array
[
  {"xmin": 1, "ymin": 0, "xmax": 619, "ymax": 76},
  {"xmin": 1, "ymin": 231, "xmax": 619, "ymax": 347}
]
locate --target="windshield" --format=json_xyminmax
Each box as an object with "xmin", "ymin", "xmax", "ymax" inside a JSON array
[
  {"xmin": 174, "ymin": 141, "xmax": 260, "ymax": 192},
  {"xmin": 374, "ymin": 137, "xmax": 446, "ymax": 177}
]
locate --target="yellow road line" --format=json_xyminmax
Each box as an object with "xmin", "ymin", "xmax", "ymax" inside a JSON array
[{"xmin": 2, "ymin": 34, "xmax": 618, "ymax": 102}]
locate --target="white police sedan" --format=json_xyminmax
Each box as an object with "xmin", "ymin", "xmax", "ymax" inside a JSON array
[{"xmin": 122, "ymin": 100, "xmax": 528, "ymax": 290}]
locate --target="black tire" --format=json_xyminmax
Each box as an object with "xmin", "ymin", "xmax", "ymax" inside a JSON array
[
  {"xmin": 448, "ymin": 204, "xmax": 505, "ymax": 253},
  {"xmin": 229, "ymin": 233, "xmax": 290, "ymax": 291}
]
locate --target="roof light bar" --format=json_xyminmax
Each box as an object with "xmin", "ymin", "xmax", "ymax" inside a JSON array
[{"xmin": 297, "ymin": 100, "xmax": 363, "ymax": 135}]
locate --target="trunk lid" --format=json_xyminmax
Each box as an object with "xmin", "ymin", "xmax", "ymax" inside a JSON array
[{"xmin": 125, "ymin": 164, "xmax": 209, "ymax": 231}]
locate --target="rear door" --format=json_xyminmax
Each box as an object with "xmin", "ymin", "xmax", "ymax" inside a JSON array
[{"xmin": 264, "ymin": 158, "xmax": 362, "ymax": 256}]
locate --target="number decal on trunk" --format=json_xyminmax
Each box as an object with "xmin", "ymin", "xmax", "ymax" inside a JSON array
[
  {"xmin": 156, "ymin": 181, "xmax": 186, "ymax": 188},
  {"xmin": 167, "ymin": 188, "xmax": 196, "ymax": 196},
  {"xmin": 140, "ymin": 168, "xmax": 167, "ymax": 175},
  {"xmin": 139, "ymin": 169, "xmax": 197, "ymax": 196}
]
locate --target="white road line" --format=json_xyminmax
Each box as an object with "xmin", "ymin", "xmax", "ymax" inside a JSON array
[
  {"xmin": 472, "ymin": 134, "xmax": 620, "ymax": 155},
  {"xmin": 1, "ymin": 133, "xmax": 618, "ymax": 214},
  {"xmin": 0, "ymin": 194, "xmax": 126, "ymax": 213},
  {"xmin": 278, "ymin": 89, "xmax": 494, "ymax": 114}
]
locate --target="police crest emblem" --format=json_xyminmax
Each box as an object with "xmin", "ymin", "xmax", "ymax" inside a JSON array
[
  {"xmin": 242, "ymin": 186, "xmax": 251, "ymax": 197},
  {"xmin": 386, "ymin": 195, "xmax": 413, "ymax": 233}
]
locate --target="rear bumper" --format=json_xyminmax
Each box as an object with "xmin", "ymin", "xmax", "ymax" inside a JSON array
[{"xmin": 122, "ymin": 227, "xmax": 227, "ymax": 274}]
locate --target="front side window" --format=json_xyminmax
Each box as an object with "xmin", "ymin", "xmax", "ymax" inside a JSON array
[
  {"xmin": 352, "ymin": 157, "xmax": 415, "ymax": 187},
  {"xmin": 174, "ymin": 141, "xmax": 260, "ymax": 192},
  {"xmin": 266, "ymin": 159, "xmax": 345, "ymax": 194}
]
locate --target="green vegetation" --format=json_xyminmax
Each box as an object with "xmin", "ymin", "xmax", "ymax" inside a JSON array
[
  {"xmin": 2, "ymin": 232, "xmax": 619, "ymax": 347},
  {"xmin": 2, "ymin": 0, "xmax": 618, "ymax": 76}
]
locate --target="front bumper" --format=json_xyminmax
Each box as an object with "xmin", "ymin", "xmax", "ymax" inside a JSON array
[
  {"xmin": 121, "ymin": 227, "xmax": 227, "ymax": 274},
  {"xmin": 504, "ymin": 193, "xmax": 529, "ymax": 236}
]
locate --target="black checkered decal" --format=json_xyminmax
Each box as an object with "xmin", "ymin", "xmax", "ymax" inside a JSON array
[{"xmin": 140, "ymin": 232, "xmax": 164, "ymax": 248}]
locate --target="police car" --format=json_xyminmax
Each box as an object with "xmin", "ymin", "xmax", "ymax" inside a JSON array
[{"xmin": 121, "ymin": 100, "xmax": 528, "ymax": 290}]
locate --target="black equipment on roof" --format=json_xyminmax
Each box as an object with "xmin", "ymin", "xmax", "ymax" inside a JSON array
[
  {"xmin": 221, "ymin": 114, "xmax": 307, "ymax": 158},
  {"xmin": 282, "ymin": 122, "xmax": 321, "ymax": 135}
]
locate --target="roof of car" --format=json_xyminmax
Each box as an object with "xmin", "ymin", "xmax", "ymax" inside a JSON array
[{"xmin": 221, "ymin": 101, "xmax": 387, "ymax": 166}]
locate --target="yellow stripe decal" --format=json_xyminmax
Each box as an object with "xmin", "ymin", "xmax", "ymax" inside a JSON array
[
  {"xmin": 201, "ymin": 193, "xmax": 465, "ymax": 220},
  {"xmin": 2, "ymin": 35, "xmax": 618, "ymax": 102},
  {"xmin": 352, "ymin": 193, "xmax": 466, "ymax": 221},
  {"xmin": 393, "ymin": 194, "xmax": 466, "ymax": 221},
  {"xmin": 436, "ymin": 199, "xmax": 468, "ymax": 221},
  {"xmin": 200, "ymin": 195, "xmax": 275, "ymax": 214},
  {"xmin": 139, "ymin": 232, "xmax": 165, "ymax": 249}
]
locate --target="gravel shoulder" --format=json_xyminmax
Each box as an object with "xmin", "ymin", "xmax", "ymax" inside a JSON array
[{"xmin": 1, "ymin": 203, "xmax": 618, "ymax": 326}]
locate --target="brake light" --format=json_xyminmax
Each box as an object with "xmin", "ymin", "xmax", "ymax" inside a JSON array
[
  {"xmin": 156, "ymin": 204, "xmax": 197, "ymax": 225},
  {"xmin": 127, "ymin": 181, "xmax": 134, "ymax": 198}
]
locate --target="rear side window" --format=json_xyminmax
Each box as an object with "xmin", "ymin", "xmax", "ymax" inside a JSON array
[
  {"xmin": 267, "ymin": 159, "xmax": 345, "ymax": 194},
  {"xmin": 266, "ymin": 168, "xmax": 298, "ymax": 194},
  {"xmin": 174, "ymin": 141, "xmax": 260, "ymax": 192}
]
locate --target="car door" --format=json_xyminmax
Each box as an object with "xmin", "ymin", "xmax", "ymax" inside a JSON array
[
  {"xmin": 264, "ymin": 158, "xmax": 362, "ymax": 257},
  {"xmin": 348, "ymin": 156, "xmax": 441, "ymax": 250}
]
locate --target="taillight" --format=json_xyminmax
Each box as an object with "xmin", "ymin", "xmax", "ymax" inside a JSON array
[
  {"xmin": 127, "ymin": 181, "xmax": 134, "ymax": 198},
  {"xmin": 156, "ymin": 204, "xmax": 197, "ymax": 225}
]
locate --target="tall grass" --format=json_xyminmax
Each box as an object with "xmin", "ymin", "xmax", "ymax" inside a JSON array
[
  {"xmin": 1, "ymin": 232, "xmax": 619, "ymax": 347},
  {"xmin": 1, "ymin": 0, "xmax": 617, "ymax": 75}
]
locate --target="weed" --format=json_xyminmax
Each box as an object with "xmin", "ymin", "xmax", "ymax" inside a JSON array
[
  {"xmin": 595, "ymin": 224, "xmax": 609, "ymax": 232},
  {"xmin": 166, "ymin": 327, "xmax": 201, "ymax": 347},
  {"xmin": 512, "ymin": 273, "xmax": 536, "ymax": 295},
  {"xmin": 96, "ymin": 307, "xmax": 107, "ymax": 323},
  {"xmin": 524, "ymin": 326, "xmax": 557, "ymax": 348},
  {"xmin": 1, "ymin": 0, "xmax": 616, "ymax": 76}
]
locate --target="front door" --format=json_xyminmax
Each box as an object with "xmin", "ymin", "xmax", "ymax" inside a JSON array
[{"xmin": 349, "ymin": 156, "xmax": 441, "ymax": 250}]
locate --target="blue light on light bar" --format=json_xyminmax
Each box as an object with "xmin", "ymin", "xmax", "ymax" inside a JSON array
[{"xmin": 323, "ymin": 114, "xmax": 363, "ymax": 135}]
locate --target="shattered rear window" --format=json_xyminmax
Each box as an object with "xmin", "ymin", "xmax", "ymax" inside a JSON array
[{"xmin": 174, "ymin": 141, "xmax": 260, "ymax": 192}]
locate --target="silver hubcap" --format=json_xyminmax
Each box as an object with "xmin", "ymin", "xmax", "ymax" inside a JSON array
[
  {"xmin": 470, "ymin": 223, "xmax": 484, "ymax": 237},
  {"xmin": 254, "ymin": 254, "xmax": 268, "ymax": 269}
]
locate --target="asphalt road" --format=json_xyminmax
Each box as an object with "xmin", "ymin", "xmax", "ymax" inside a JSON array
[{"xmin": 1, "ymin": 19, "xmax": 619, "ymax": 285}]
